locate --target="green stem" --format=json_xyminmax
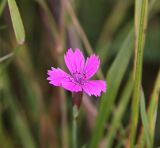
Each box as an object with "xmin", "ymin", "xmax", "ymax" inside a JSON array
[
  {"xmin": 130, "ymin": 0, "xmax": 148, "ymax": 147},
  {"xmin": 72, "ymin": 105, "xmax": 79, "ymax": 148}
]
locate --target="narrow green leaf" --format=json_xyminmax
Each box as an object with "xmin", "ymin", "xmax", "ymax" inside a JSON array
[
  {"xmin": 89, "ymin": 28, "xmax": 134, "ymax": 148},
  {"xmin": 105, "ymin": 73, "xmax": 133, "ymax": 148},
  {"xmin": 8, "ymin": 0, "xmax": 25, "ymax": 44},
  {"xmin": 138, "ymin": 70, "xmax": 160, "ymax": 148},
  {"xmin": 148, "ymin": 70, "xmax": 160, "ymax": 144},
  {"xmin": 130, "ymin": 0, "xmax": 148, "ymax": 147},
  {"xmin": 140, "ymin": 89, "xmax": 152, "ymax": 148}
]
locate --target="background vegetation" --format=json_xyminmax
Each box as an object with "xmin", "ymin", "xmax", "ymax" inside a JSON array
[{"xmin": 0, "ymin": 0, "xmax": 160, "ymax": 147}]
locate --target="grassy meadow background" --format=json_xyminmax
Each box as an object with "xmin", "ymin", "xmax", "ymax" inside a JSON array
[{"xmin": 0, "ymin": 0, "xmax": 160, "ymax": 147}]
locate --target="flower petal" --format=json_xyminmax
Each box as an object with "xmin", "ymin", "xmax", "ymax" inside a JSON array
[
  {"xmin": 47, "ymin": 67, "xmax": 82, "ymax": 92},
  {"xmin": 62, "ymin": 81, "xmax": 82, "ymax": 92},
  {"xmin": 47, "ymin": 67, "xmax": 71, "ymax": 86},
  {"xmin": 84, "ymin": 54, "xmax": 100, "ymax": 78},
  {"xmin": 82, "ymin": 80, "xmax": 106, "ymax": 97},
  {"xmin": 64, "ymin": 48, "xmax": 85, "ymax": 74}
]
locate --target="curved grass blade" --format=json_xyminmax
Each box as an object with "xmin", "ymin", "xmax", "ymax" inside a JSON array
[
  {"xmin": 140, "ymin": 89, "xmax": 152, "ymax": 148},
  {"xmin": 148, "ymin": 70, "xmax": 160, "ymax": 144},
  {"xmin": 8, "ymin": 0, "xmax": 25, "ymax": 44}
]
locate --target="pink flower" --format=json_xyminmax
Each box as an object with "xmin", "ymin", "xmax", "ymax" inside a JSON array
[{"xmin": 47, "ymin": 48, "xmax": 106, "ymax": 97}]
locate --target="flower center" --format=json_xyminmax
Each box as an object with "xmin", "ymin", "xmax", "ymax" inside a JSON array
[{"xmin": 72, "ymin": 72, "xmax": 86, "ymax": 85}]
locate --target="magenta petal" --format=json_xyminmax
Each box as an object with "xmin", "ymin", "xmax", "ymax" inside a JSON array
[
  {"xmin": 82, "ymin": 80, "xmax": 106, "ymax": 97},
  {"xmin": 47, "ymin": 67, "xmax": 71, "ymax": 86},
  {"xmin": 84, "ymin": 54, "xmax": 100, "ymax": 78},
  {"xmin": 62, "ymin": 81, "xmax": 82, "ymax": 92},
  {"xmin": 64, "ymin": 48, "xmax": 85, "ymax": 74},
  {"xmin": 47, "ymin": 67, "xmax": 82, "ymax": 92}
]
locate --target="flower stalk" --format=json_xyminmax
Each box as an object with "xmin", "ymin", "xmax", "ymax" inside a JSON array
[
  {"xmin": 72, "ymin": 92, "xmax": 83, "ymax": 109},
  {"xmin": 71, "ymin": 92, "xmax": 82, "ymax": 148},
  {"xmin": 72, "ymin": 105, "xmax": 79, "ymax": 148}
]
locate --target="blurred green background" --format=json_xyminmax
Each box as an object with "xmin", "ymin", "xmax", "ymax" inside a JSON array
[{"xmin": 0, "ymin": 0, "xmax": 160, "ymax": 148}]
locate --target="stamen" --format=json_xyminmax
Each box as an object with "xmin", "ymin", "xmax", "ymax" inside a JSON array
[{"xmin": 72, "ymin": 72, "xmax": 86, "ymax": 85}]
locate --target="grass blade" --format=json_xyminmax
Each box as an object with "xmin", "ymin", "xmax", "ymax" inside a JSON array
[
  {"xmin": 89, "ymin": 28, "xmax": 134, "ymax": 148},
  {"xmin": 0, "ymin": 53, "xmax": 14, "ymax": 62},
  {"xmin": 105, "ymin": 73, "xmax": 133, "ymax": 148},
  {"xmin": 8, "ymin": 0, "xmax": 25, "ymax": 44},
  {"xmin": 148, "ymin": 70, "xmax": 160, "ymax": 144},
  {"xmin": 138, "ymin": 70, "xmax": 160, "ymax": 147},
  {"xmin": 140, "ymin": 89, "xmax": 152, "ymax": 148},
  {"xmin": 130, "ymin": 0, "xmax": 148, "ymax": 147}
]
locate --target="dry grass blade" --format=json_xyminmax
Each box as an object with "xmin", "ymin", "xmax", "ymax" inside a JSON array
[{"xmin": 0, "ymin": 53, "xmax": 14, "ymax": 62}]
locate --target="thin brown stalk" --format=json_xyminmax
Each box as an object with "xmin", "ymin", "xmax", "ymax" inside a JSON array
[
  {"xmin": 0, "ymin": 52, "xmax": 14, "ymax": 62},
  {"xmin": 64, "ymin": 0, "xmax": 104, "ymax": 79},
  {"xmin": 56, "ymin": 1, "xmax": 69, "ymax": 147}
]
